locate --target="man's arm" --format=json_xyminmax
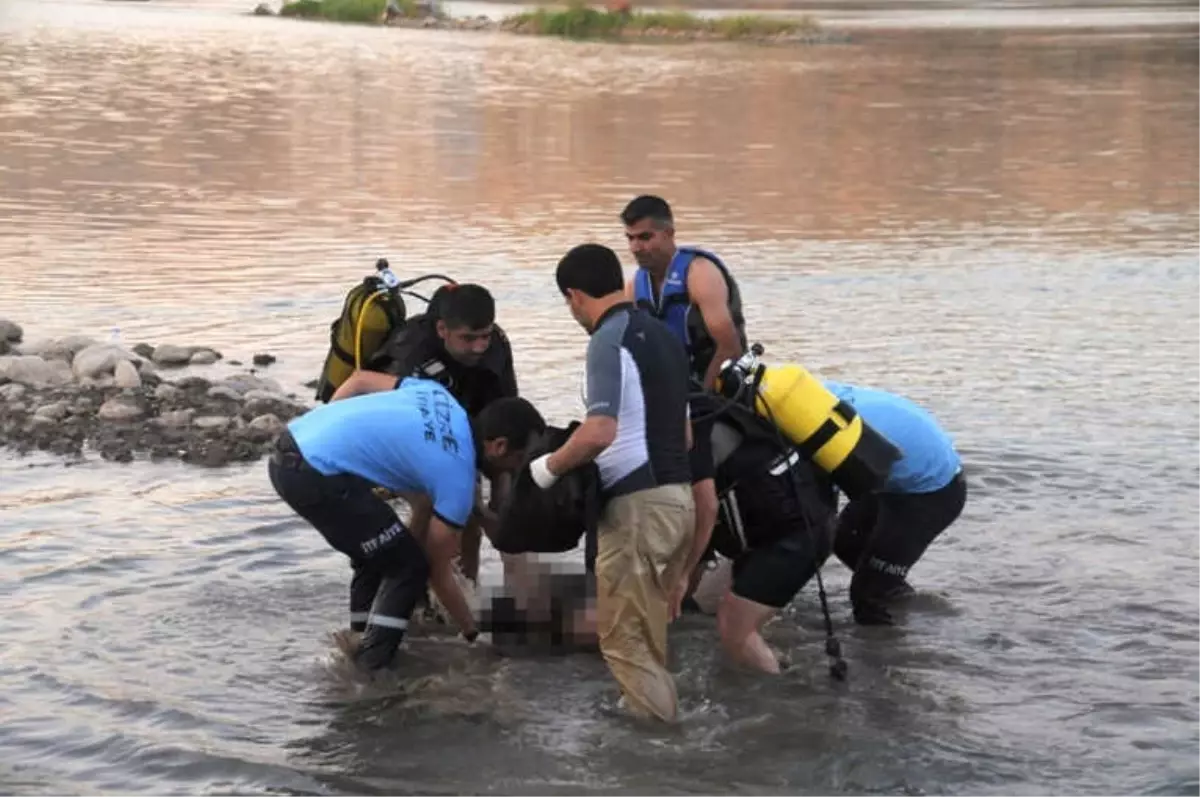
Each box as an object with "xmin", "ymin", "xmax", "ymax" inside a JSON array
[
  {"xmin": 532, "ymin": 326, "xmax": 622, "ymax": 486},
  {"xmin": 424, "ymin": 515, "xmax": 477, "ymax": 637},
  {"xmin": 423, "ymin": 463, "xmax": 482, "ymax": 636},
  {"xmin": 688, "ymin": 258, "xmax": 744, "ymax": 391},
  {"xmin": 331, "ymin": 370, "xmax": 400, "ymax": 401}
]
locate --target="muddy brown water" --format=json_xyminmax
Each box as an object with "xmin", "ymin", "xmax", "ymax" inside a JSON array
[{"xmin": 1, "ymin": 0, "xmax": 1198, "ymax": 793}]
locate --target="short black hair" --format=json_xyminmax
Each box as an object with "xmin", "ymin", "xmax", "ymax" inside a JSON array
[
  {"xmin": 476, "ymin": 397, "xmax": 546, "ymax": 451},
  {"xmin": 620, "ymin": 195, "xmax": 673, "ymax": 227},
  {"xmin": 427, "ymin": 282, "xmax": 457, "ymax": 318},
  {"xmin": 439, "ymin": 284, "xmax": 495, "ymax": 330},
  {"xmin": 555, "ymin": 243, "xmax": 624, "ymax": 299}
]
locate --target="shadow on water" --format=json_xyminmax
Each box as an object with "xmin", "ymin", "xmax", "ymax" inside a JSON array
[{"xmin": 0, "ymin": 0, "xmax": 1197, "ymax": 793}]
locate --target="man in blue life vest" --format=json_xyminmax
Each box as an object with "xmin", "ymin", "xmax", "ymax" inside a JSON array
[
  {"xmin": 620, "ymin": 195, "xmax": 748, "ymax": 618},
  {"xmin": 822, "ymin": 380, "xmax": 969, "ymax": 625},
  {"xmin": 268, "ymin": 378, "xmax": 546, "ymax": 671}
]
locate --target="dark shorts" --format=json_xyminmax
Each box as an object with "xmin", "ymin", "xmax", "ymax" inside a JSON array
[{"xmin": 730, "ymin": 524, "xmax": 832, "ymax": 609}]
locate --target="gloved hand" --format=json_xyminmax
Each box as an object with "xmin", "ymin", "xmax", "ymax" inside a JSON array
[{"xmin": 528, "ymin": 453, "xmax": 560, "ymax": 490}]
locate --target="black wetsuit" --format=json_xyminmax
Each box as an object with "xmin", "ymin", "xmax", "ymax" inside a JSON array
[
  {"xmin": 706, "ymin": 400, "xmax": 839, "ymax": 608},
  {"xmin": 366, "ymin": 313, "xmax": 518, "ymax": 417}
]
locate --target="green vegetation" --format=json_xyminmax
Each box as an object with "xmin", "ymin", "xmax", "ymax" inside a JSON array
[
  {"xmin": 278, "ymin": 0, "xmax": 418, "ymax": 23},
  {"xmin": 501, "ymin": 1, "xmax": 818, "ymax": 41}
]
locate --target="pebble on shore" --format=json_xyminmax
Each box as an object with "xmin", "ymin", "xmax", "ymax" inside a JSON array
[{"xmin": 0, "ymin": 322, "xmax": 306, "ymax": 467}]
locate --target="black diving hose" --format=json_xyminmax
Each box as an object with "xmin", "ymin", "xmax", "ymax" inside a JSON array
[{"xmin": 686, "ymin": 358, "xmax": 849, "ymax": 682}]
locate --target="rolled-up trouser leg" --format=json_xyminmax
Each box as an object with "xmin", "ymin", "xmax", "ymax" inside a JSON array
[{"xmin": 355, "ymin": 532, "xmax": 432, "ymax": 671}]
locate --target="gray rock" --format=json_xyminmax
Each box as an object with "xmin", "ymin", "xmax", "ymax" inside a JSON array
[
  {"xmin": 247, "ymin": 413, "xmax": 284, "ymax": 436},
  {"xmin": 132, "ymin": 343, "xmax": 155, "ymax": 359},
  {"xmin": 97, "ymin": 398, "xmax": 144, "ymax": 421},
  {"xmin": 0, "ymin": 355, "xmax": 74, "ymax": 388},
  {"xmin": 21, "ymin": 336, "xmax": 99, "ymax": 363},
  {"xmin": 33, "ymin": 401, "xmax": 70, "ymax": 422},
  {"xmin": 155, "ymin": 408, "xmax": 195, "ymax": 427},
  {"xmin": 0, "ymin": 383, "xmax": 27, "ymax": 402},
  {"xmin": 153, "ymin": 383, "xmax": 183, "ymax": 402},
  {"xmin": 252, "ymin": 353, "xmax": 276, "ymax": 367},
  {"xmin": 192, "ymin": 415, "xmax": 230, "ymax": 430},
  {"xmin": 206, "ymin": 385, "xmax": 243, "ymax": 402},
  {"xmin": 219, "ymin": 373, "xmax": 283, "ymax": 396},
  {"xmin": 72, "ymin": 343, "xmax": 141, "ymax": 380},
  {"xmin": 175, "ymin": 376, "xmax": 212, "ymax": 392},
  {"xmin": 189, "ymin": 349, "xmax": 220, "ymax": 366},
  {"xmin": 253, "ymin": 2, "xmax": 274, "ymax": 14},
  {"xmin": 80, "ymin": 376, "xmax": 115, "ymax": 389},
  {"xmin": 72, "ymin": 397, "xmax": 94, "ymax": 413},
  {"xmin": 243, "ymin": 393, "xmax": 304, "ymax": 419},
  {"xmin": 0, "ymin": 319, "xmax": 23, "ymax": 342},
  {"xmin": 113, "ymin": 359, "xmax": 142, "ymax": 389},
  {"xmin": 151, "ymin": 344, "xmax": 195, "ymax": 366}
]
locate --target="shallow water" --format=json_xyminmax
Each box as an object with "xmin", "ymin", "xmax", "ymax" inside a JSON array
[{"xmin": 1, "ymin": 0, "xmax": 1198, "ymax": 794}]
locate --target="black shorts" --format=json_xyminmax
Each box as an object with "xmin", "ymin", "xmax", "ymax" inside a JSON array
[{"xmin": 730, "ymin": 524, "xmax": 831, "ymax": 609}]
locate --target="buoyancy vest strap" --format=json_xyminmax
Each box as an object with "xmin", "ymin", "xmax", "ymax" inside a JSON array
[{"xmin": 794, "ymin": 400, "xmax": 857, "ymax": 461}]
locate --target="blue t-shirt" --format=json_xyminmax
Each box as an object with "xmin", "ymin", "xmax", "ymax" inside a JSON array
[
  {"xmin": 823, "ymin": 380, "xmax": 961, "ymax": 494},
  {"xmin": 286, "ymin": 378, "xmax": 477, "ymax": 528}
]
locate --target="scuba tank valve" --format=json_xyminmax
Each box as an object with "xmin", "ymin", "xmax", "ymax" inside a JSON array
[{"xmin": 375, "ymin": 257, "xmax": 402, "ymax": 291}]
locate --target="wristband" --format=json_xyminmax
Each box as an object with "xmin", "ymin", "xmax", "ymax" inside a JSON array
[{"xmin": 528, "ymin": 453, "xmax": 559, "ymax": 489}]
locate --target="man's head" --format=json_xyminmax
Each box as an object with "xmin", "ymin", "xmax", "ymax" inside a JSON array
[
  {"xmin": 555, "ymin": 243, "xmax": 626, "ymax": 333},
  {"xmin": 474, "ymin": 397, "xmax": 547, "ymax": 478},
  {"xmin": 620, "ymin": 194, "xmax": 676, "ymax": 275},
  {"xmin": 435, "ymin": 284, "xmax": 496, "ymax": 367}
]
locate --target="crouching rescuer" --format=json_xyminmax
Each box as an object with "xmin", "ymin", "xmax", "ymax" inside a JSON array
[{"xmin": 267, "ymin": 378, "xmax": 545, "ymax": 670}]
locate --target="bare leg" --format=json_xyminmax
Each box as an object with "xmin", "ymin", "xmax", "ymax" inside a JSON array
[{"xmin": 717, "ymin": 589, "xmax": 782, "ymax": 675}]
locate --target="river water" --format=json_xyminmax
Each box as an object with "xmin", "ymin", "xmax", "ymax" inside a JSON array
[{"xmin": 1, "ymin": 0, "xmax": 1198, "ymax": 793}]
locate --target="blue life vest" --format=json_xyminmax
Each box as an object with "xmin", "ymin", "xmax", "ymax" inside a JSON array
[{"xmin": 633, "ymin": 246, "xmax": 747, "ymax": 382}]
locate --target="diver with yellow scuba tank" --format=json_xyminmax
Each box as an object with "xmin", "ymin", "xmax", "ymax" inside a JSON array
[
  {"xmin": 712, "ymin": 345, "xmax": 967, "ymax": 626},
  {"xmin": 312, "ymin": 261, "xmax": 520, "ymax": 611}
]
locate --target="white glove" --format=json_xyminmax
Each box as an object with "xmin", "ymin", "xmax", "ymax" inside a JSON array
[{"xmin": 528, "ymin": 453, "xmax": 560, "ymax": 490}]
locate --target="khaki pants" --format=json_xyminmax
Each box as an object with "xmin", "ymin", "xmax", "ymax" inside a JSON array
[{"xmin": 595, "ymin": 483, "xmax": 696, "ymax": 723}]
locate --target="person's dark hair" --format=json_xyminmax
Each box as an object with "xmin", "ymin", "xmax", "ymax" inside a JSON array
[
  {"xmin": 427, "ymin": 283, "xmax": 457, "ymax": 319},
  {"xmin": 620, "ymin": 195, "xmax": 673, "ymax": 228},
  {"xmin": 439, "ymin": 283, "xmax": 495, "ymax": 330},
  {"xmin": 555, "ymin": 243, "xmax": 624, "ymax": 299},
  {"xmin": 476, "ymin": 397, "xmax": 546, "ymax": 451}
]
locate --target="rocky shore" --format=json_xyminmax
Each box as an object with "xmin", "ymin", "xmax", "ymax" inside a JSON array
[{"xmin": 0, "ymin": 320, "xmax": 310, "ymax": 468}]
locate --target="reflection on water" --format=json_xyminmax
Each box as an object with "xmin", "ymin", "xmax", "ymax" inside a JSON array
[{"xmin": 0, "ymin": 0, "xmax": 1197, "ymax": 794}]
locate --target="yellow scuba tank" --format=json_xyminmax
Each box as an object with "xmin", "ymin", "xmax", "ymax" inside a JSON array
[
  {"xmin": 715, "ymin": 344, "xmax": 901, "ymax": 499},
  {"xmin": 314, "ymin": 260, "xmax": 458, "ymax": 403}
]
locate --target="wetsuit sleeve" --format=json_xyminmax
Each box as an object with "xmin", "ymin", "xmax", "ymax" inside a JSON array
[
  {"xmin": 584, "ymin": 315, "xmax": 625, "ymax": 419},
  {"xmin": 431, "ymin": 458, "xmax": 477, "ymax": 530},
  {"xmin": 496, "ymin": 328, "xmax": 518, "ymax": 398}
]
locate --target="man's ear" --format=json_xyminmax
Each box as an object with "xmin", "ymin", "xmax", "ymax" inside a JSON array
[{"xmin": 436, "ymin": 319, "xmax": 448, "ymax": 340}]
